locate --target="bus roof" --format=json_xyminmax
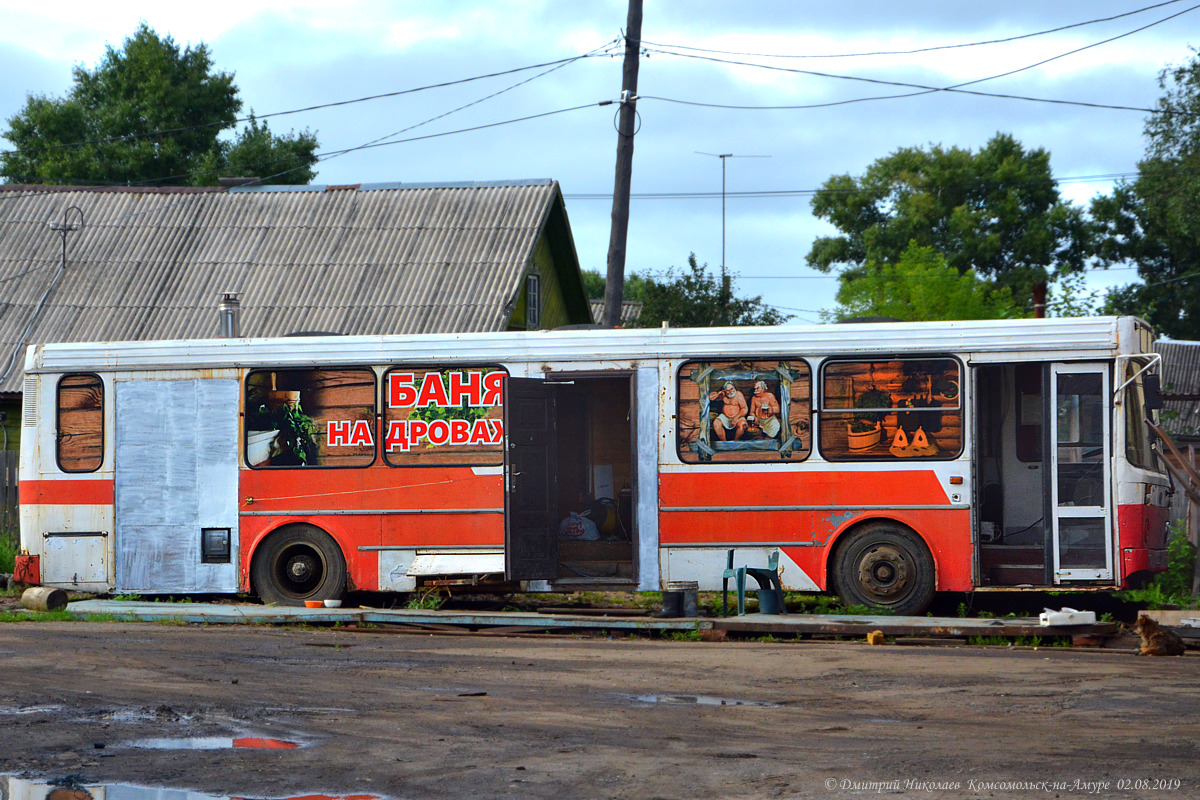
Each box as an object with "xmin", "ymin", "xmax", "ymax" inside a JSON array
[{"xmin": 24, "ymin": 316, "xmax": 1153, "ymax": 374}]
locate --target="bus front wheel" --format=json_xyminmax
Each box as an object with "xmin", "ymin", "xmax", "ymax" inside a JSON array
[
  {"xmin": 251, "ymin": 525, "xmax": 347, "ymax": 606},
  {"xmin": 832, "ymin": 523, "xmax": 934, "ymax": 616}
]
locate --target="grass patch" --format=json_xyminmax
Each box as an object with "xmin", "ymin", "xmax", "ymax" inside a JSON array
[
  {"xmin": 0, "ymin": 610, "xmax": 120, "ymax": 624},
  {"xmin": 667, "ymin": 629, "xmax": 701, "ymax": 642},
  {"xmin": 1117, "ymin": 521, "xmax": 1198, "ymax": 609},
  {"xmin": 967, "ymin": 634, "xmax": 1070, "ymax": 648},
  {"xmin": 405, "ymin": 589, "xmax": 446, "ymax": 610},
  {"xmin": 0, "ymin": 529, "xmax": 17, "ymax": 574}
]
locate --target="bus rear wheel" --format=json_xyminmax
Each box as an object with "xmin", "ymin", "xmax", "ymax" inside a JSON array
[
  {"xmin": 251, "ymin": 525, "xmax": 347, "ymax": 606},
  {"xmin": 832, "ymin": 523, "xmax": 935, "ymax": 616}
]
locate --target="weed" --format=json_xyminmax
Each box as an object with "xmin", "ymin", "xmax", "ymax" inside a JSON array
[
  {"xmin": 967, "ymin": 634, "xmax": 1069, "ymax": 648},
  {"xmin": 112, "ymin": 593, "xmax": 142, "ymax": 602},
  {"xmin": 668, "ymin": 629, "xmax": 701, "ymax": 642},
  {"xmin": 1117, "ymin": 521, "xmax": 1198, "ymax": 609},
  {"xmin": 968, "ymin": 636, "xmax": 1011, "ymax": 646},
  {"xmin": 0, "ymin": 610, "xmax": 118, "ymax": 624},
  {"xmin": 633, "ymin": 592, "xmax": 662, "ymax": 609},
  {"xmin": 755, "ymin": 634, "xmax": 781, "ymax": 643},
  {"xmin": 0, "ymin": 529, "xmax": 17, "ymax": 574},
  {"xmin": 406, "ymin": 590, "xmax": 445, "ymax": 610},
  {"xmin": 840, "ymin": 604, "xmax": 891, "ymax": 616}
]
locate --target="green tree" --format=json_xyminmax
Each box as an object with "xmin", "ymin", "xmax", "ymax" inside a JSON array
[
  {"xmin": 634, "ymin": 254, "xmax": 789, "ymax": 327},
  {"xmin": 193, "ymin": 115, "xmax": 318, "ymax": 186},
  {"xmin": 1, "ymin": 24, "xmax": 317, "ymax": 186},
  {"xmin": 808, "ymin": 133, "xmax": 1089, "ymax": 307},
  {"xmin": 825, "ymin": 243, "xmax": 1020, "ymax": 322},
  {"xmin": 1093, "ymin": 50, "xmax": 1200, "ymax": 339},
  {"xmin": 581, "ymin": 269, "xmax": 651, "ymax": 302}
]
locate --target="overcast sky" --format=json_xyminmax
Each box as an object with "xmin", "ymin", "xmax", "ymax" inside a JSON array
[{"xmin": 1, "ymin": 1, "xmax": 1196, "ymax": 322}]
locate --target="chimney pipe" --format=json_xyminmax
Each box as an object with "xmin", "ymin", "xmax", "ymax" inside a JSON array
[{"xmin": 218, "ymin": 292, "xmax": 241, "ymax": 338}]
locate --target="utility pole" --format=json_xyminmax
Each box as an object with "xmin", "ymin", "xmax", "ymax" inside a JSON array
[
  {"xmin": 695, "ymin": 152, "xmax": 770, "ymax": 272},
  {"xmin": 602, "ymin": 0, "xmax": 643, "ymax": 329}
]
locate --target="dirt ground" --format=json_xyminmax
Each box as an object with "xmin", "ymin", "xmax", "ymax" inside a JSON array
[{"xmin": 0, "ymin": 620, "xmax": 1196, "ymax": 800}]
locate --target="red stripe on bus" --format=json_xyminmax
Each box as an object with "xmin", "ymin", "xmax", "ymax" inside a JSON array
[
  {"xmin": 239, "ymin": 465, "xmax": 503, "ymax": 512},
  {"xmin": 658, "ymin": 469, "xmax": 951, "ymax": 507},
  {"xmin": 19, "ymin": 479, "xmax": 114, "ymax": 506},
  {"xmin": 660, "ymin": 507, "xmax": 973, "ymax": 592}
]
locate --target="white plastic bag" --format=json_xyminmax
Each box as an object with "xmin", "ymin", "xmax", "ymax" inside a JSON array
[{"xmin": 559, "ymin": 512, "xmax": 600, "ymax": 541}]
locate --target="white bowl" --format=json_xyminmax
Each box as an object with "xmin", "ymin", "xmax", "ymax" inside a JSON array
[{"xmin": 323, "ymin": 599, "xmax": 342, "ymax": 608}]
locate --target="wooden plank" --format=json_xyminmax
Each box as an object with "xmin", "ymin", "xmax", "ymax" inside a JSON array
[{"xmin": 535, "ymin": 606, "xmax": 648, "ymax": 617}]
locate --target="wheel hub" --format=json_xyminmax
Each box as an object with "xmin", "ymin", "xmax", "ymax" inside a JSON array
[
  {"xmin": 856, "ymin": 546, "xmax": 910, "ymax": 598},
  {"xmin": 287, "ymin": 553, "xmax": 317, "ymax": 583}
]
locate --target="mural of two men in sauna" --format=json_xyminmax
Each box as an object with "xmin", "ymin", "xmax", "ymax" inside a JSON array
[
  {"xmin": 676, "ymin": 360, "xmax": 812, "ymax": 462},
  {"xmin": 675, "ymin": 357, "xmax": 962, "ymax": 462}
]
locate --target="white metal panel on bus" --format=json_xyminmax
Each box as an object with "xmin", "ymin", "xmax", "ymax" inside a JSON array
[
  {"xmin": 635, "ymin": 364, "xmax": 660, "ymax": 590},
  {"xmin": 25, "ymin": 318, "xmax": 1133, "ymax": 378},
  {"xmin": 114, "ymin": 379, "xmax": 239, "ymax": 593}
]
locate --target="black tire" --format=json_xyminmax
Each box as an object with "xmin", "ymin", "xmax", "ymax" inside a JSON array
[
  {"xmin": 250, "ymin": 525, "xmax": 347, "ymax": 606},
  {"xmin": 832, "ymin": 523, "xmax": 935, "ymax": 616}
]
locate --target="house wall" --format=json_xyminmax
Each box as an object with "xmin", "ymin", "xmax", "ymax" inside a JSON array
[
  {"xmin": 0, "ymin": 398, "xmax": 18, "ymax": 452},
  {"xmin": 506, "ymin": 233, "xmax": 575, "ymax": 331}
]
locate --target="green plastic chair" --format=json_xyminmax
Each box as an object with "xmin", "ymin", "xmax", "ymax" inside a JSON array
[{"xmin": 722, "ymin": 549, "xmax": 786, "ymax": 616}]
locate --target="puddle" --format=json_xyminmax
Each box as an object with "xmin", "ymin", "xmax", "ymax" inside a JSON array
[
  {"xmin": 3, "ymin": 776, "xmax": 378, "ymax": 800},
  {"xmin": 632, "ymin": 694, "xmax": 780, "ymax": 707},
  {"xmin": 129, "ymin": 736, "xmax": 301, "ymax": 750}
]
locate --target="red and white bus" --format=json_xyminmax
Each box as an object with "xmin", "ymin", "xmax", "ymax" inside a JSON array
[{"xmin": 16, "ymin": 316, "xmax": 1170, "ymax": 614}]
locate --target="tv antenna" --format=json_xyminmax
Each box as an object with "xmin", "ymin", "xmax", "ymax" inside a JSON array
[{"xmin": 695, "ymin": 152, "xmax": 770, "ymax": 270}]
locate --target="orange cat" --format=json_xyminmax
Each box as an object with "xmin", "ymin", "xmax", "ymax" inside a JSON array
[{"xmin": 1132, "ymin": 615, "xmax": 1187, "ymax": 656}]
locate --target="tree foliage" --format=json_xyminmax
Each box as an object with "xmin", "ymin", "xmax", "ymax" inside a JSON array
[
  {"xmin": 808, "ymin": 133, "xmax": 1089, "ymax": 307},
  {"xmin": 1093, "ymin": 50, "xmax": 1200, "ymax": 339},
  {"xmin": 634, "ymin": 254, "xmax": 789, "ymax": 328},
  {"xmin": 1, "ymin": 24, "xmax": 317, "ymax": 186},
  {"xmin": 581, "ymin": 268, "xmax": 651, "ymax": 303},
  {"xmin": 825, "ymin": 243, "xmax": 1020, "ymax": 322}
]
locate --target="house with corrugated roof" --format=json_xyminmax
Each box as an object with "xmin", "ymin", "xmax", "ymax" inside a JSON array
[
  {"xmin": 1155, "ymin": 339, "xmax": 1200, "ymax": 542},
  {"xmin": 0, "ymin": 179, "xmax": 593, "ymax": 451}
]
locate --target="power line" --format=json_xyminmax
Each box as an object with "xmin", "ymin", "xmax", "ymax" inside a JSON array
[
  {"xmin": 58, "ymin": 102, "xmax": 606, "ymax": 188},
  {"xmin": 641, "ymin": 0, "xmax": 1188, "ymax": 60},
  {"xmin": 313, "ymin": 39, "xmax": 620, "ymax": 174},
  {"xmin": 0, "ymin": 51, "xmax": 613, "ymax": 159},
  {"xmin": 562, "ymin": 170, "xmax": 1150, "ymax": 201},
  {"xmin": 640, "ymin": 4, "xmax": 1200, "ymax": 116},
  {"xmin": 641, "ymin": 47, "xmax": 1164, "ymax": 114}
]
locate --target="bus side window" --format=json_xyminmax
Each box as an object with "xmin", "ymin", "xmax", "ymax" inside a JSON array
[
  {"xmin": 818, "ymin": 357, "xmax": 963, "ymax": 462},
  {"xmin": 57, "ymin": 373, "xmax": 104, "ymax": 472},
  {"xmin": 244, "ymin": 368, "xmax": 377, "ymax": 468}
]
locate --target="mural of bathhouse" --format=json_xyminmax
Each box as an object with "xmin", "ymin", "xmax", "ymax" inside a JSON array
[
  {"xmin": 245, "ymin": 368, "xmax": 376, "ymax": 468},
  {"xmin": 676, "ymin": 359, "xmax": 811, "ymax": 463},
  {"xmin": 819, "ymin": 358, "xmax": 962, "ymax": 462}
]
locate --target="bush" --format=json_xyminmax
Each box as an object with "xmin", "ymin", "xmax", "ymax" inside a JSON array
[
  {"xmin": 0, "ymin": 529, "xmax": 16, "ymax": 574},
  {"xmin": 1118, "ymin": 521, "xmax": 1197, "ymax": 609}
]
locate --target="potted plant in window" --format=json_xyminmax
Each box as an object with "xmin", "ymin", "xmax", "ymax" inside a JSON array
[
  {"xmin": 269, "ymin": 395, "xmax": 318, "ymax": 466},
  {"xmin": 848, "ymin": 387, "xmax": 890, "ymax": 450},
  {"xmin": 246, "ymin": 387, "xmax": 318, "ymax": 466}
]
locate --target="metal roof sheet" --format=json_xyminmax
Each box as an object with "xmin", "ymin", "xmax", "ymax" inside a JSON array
[
  {"xmin": 0, "ymin": 180, "xmax": 572, "ymax": 392},
  {"xmin": 1156, "ymin": 340, "xmax": 1200, "ymax": 440}
]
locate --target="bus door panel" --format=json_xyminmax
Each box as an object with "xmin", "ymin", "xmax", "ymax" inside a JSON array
[
  {"xmin": 1048, "ymin": 364, "xmax": 1112, "ymax": 582},
  {"xmin": 113, "ymin": 379, "xmax": 241, "ymax": 593},
  {"xmin": 504, "ymin": 377, "xmax": 558, "ymax": 581}
]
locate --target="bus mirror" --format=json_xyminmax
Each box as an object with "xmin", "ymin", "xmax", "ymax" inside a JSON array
[{"xmin": 1144, "ymin": 373, "xmax": 1164, "ymax": 411}]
